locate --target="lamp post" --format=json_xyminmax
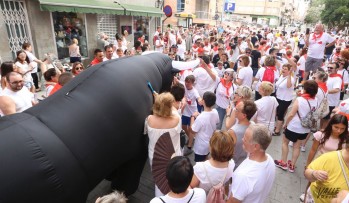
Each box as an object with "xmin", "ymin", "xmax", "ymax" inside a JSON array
[{"xmin": 155, "ymin": 0, "xmax": 164, "ymax": 9}]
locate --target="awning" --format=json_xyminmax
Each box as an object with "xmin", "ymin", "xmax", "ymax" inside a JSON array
[
  {"xmin": 39, "ymin": 0, "xmax": 163, "ymax": 17},
  {"xmin": 39, "ymin": 0, "xmax": 125, "ymax": 15},
  {"xmin": 175, "ymin": 12, "xmax": 196, "ymax": 19},
  {"xmin": 123, "ymin": 4, "xmax": 163, "ymax": 17}
]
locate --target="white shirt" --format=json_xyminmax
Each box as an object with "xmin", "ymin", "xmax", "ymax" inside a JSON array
[
  {"xmin": 150, "ymin": 188, "xmax": 206, "ymax": 203},
  {"xmin": 253, "ymin": 96, "xmax": 279, "ymax": 133},
  {"xmin": 177, "ymin": 43, "xmax": 186, "ymax": 59},
  {"xmin": 275, "ymin": 75, "xmax": 296, "ymax": 101},
  {"xmin": 237, "ymin": 66, "xmax": 253, "ymax": 87},
  {"xmin": 24, "ymin": 51, "xmax": 38, "ymax": 73},
  {"xmin": 231, "ymin": 154, "xmax": 275, "ymax": 203},
  {"xmin": 155, "ymin": 39, "xmax": 164, "ymax": 53},
  {"xmin": 14, "ymin": 61, "xmax": 33, "ymax": 84},
  {"xmin": 287, "ymin": 97, "xmax": 318, "ymax": 134},
  {"xmin": 1, "ymin": 87, "xmax": 33, "ymax": 114},
  {"xmin": 308, "ymin": 33, "xmax": 335, "ymax": 59},
  {"xmin": 327, "ymin": 76, "xmax": 342, "ymax": 106},
  {"xmin": 182, "ymin": 87, "xmax": 200, "ymax": 117},
  {"xmin": 193, "ymin": 160, "xmax": 235, "ymax": 193},
  {"xmin": 338, "ymin": 69, "xmax": 349, "ymax": 85},
  {"xmin": 192, "ymin": 110, "xmax": 220, "ymax": 155},
  {"xmin": 297, "ymin": 55, "xmax": 307, "ymax": 71},
  {"xmin": 193, "ymin": 66, "xmax": 219, "ymax": 97},
  {"xmin": 215, "ymin": 80, "xmax": 236, "ymax": 109}
]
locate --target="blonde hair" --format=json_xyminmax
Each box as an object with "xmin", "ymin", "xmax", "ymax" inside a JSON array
[
  {"xmin": 236, "ymin": 85, "xmax": 252, "ymax": 100},
  {"xmin": 210, "ymin": 131, "xmax": 235, "ymax": 162},
  {"xmin": 153, "ymin": 92, "xmax": 174, "ymax": 117},
  {"xmin": 264, "ymin": 55, "xmax": 276, "ymax": 67},
  {"xmin": 72, "ymin": 38, "xmax": 78, "ymax": 45},
  {"xmin": 95, "ymin": 191, "xmax": 128, "ymax": 203},
  {"xmin": 259, "ymin": 81, "xmax": 274, "ymax": 96}
]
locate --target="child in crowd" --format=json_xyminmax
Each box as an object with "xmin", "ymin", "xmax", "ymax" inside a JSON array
[
  {"xmin": 190, "ymin": 91, "xmax": 219, "ymax": 162},
  {"xmin": 182, "ymin": 75, "xmax": 202, "ymax": 155}
]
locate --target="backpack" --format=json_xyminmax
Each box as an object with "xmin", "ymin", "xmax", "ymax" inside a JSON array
[
  {"xmin": 261, "ymin": 66, "xmax": 275, "ymax": 83},
  {"xmin": 297, "ymin": 99, "xmax": 320, "ymax": 133},
  {"xmin": 204, "ymin": 164, "xmax": 230, "ymax": 203},
  {"xmin": 318, "ymin": 89, "xmax": 330, "ymax": 118}
]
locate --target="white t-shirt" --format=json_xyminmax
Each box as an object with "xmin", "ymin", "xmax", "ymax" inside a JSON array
[
  {"xmin": 155, "ymin": 39, "xmax": 164, "ymax": 52},
  {"xmin": 192, "ymin": 110, "xmax": 220, "ymax": 155},
  {"xmin": 254, "ymin": 67, "xmax": 280, "ymax": 92},
  {"xmin": 308, "ymin": 33, "xmax": 335, "ymax": 59},
  {"xmin": 275, "ymin": 75, "xmax": 296, "ymax": 101},
  {"xmin": 316, "ymin": 87, "xmax": 327, "ymax": 104},
  {"xmin": 215, "ymin": 81, "xmax": 236, "ymax": 109},
  {"xmin": 338, "ymin": 69, "xmax": 349, "ymax": 85},
  {"xmin": 297, "ymin": 55, "xmax": 307, "ymax": 71},
  {"xmin": 179, "ymin": 69, "xmax": 193, "ymax": 82},
  {"xmin": 253, "ymin": 96, "xmax": 279, "ymax": 133},
  {"xmin": 1, "ymin": 87, "xmax": 33, "ymax": 114},
  {"xmin": 231, "ymin": 154, "xmax": 275, "ymax": 203},
  {"xmin": 237, "ymin": 66, "xmax": 253, "ymax": 87},
  {"xmin": 182, "ymin": 87, "xmax": 200, "ymax": 117},
  {"xmin": 150, "ymin": 188, "xmax": 206, "ymax": 203},
  {"xmin": 24, "ymin": 51, "xmax": 38, "ymax": 73},
  {"xmin": 326, "ymin": 76, "xmax": 342, "ymax": 106},
  {"xmin": 193, "ymin": 66, "xmax": 219, "ymax": 97},
  {"xmin": 193, "ymin": 160, "xmax": 235, "ymax": 193},
  {"xmin": 287, "ymin": 97, "xmax": 319, "ymax": 134},
  {"xmin": 15, "ymin": 61, "xmax": 33, "ymax": 84}
]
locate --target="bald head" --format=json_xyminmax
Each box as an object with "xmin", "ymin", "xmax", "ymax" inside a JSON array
[{"xmin": 314, "ymin": 24, "xmax": 324, "ymax": 34}]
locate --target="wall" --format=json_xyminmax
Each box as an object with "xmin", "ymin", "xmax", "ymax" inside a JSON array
[
  {"xmin": 0, "ymin": 12, "xmax": 13, "ymax": 62},
  {"xmin": 26, "ymin": 0, "xmax": 56, "ymax": 60},
  {"xmin": 85, "ymin": 14, "xmax": 98, "ymax": 65}
]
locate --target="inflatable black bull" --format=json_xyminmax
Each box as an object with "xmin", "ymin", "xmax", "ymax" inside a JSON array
[{"xmin": 0, "ymin": 53, "xmax": 173, "ymax": 202}]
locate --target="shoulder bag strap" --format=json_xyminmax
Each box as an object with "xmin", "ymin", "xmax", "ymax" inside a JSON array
[
  {"xmin": 337, "ymin": 150, "xmax": 349, "ymax": 188},
  {"xmin": 297, "ymin": 98, "xmax": 311, "ymax": 119},
  {"xmin": 268, "ymin": 99, "xmax": 276, "ymax": 129},
  {"xmin": 158, "ymin": 197, "xmax": 166, "ymax": 203},
  {"xmin": 187, "ymin": 190, "xmax": 195, "ymax": 203}
]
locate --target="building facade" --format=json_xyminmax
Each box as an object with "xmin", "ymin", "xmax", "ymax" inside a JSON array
[{"xmin": 0, "ymin": 0, "xmax": 163, "ymax": 65}]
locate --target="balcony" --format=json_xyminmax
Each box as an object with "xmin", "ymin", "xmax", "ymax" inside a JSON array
[{"xmin": 195, "ymin": 11, "xmax": 213, "ymax": 20}]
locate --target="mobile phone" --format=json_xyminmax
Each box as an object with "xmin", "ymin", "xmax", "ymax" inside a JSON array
[
  {"xmin": 306, "ymin": 28, "xmax": 310, "ymax": 35},
  {"xmin": 277, "ymin": 53, "xmax": 283, "ymax": 57}
]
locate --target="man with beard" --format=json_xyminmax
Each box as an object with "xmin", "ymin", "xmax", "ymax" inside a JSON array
[{"xmin": 0, "ymin": 72, "xmax": 35, "ymax": 115}]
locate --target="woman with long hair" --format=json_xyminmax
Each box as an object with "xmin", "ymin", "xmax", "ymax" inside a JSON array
[{"xmin": 14, "ymin": 50, "xmax": 34, "ymax": 92}]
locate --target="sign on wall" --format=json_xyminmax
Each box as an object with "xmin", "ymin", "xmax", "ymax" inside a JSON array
[{"xmin": 224, "ymin": 0, "xmax": 235, "ymax": 12}]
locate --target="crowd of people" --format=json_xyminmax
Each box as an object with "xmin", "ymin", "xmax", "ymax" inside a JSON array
[{"xmin": 2, "ymin": 22, "xmax": 349, "ymax": 202}]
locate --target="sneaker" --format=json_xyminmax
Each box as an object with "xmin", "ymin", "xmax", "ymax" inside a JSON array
[
  {"xmin": 300, "ymin": 193, "xmax": 305, "ymax": 202},
  {"xmin": 301, "ymin": 145, "xmax": 306, "ymax": 152},
  {"xmin": 288, "ymin": 161, "xmax": 295, "ymax": 173},
  {"xmin": 183, "ymin": 146, "xmax": 193, "ymax": 156},
  {"xmin": 289, "ymin": 141, "xmax": 293, "ymax": 147},
  {"xmin": 274, "ymin": 160, "xmax": 288, "ymax": 170}
]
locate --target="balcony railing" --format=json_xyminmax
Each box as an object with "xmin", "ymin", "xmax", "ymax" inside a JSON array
[{"xmin": 195, "ymin": 11, "xmax": 213, "ymax": 20}]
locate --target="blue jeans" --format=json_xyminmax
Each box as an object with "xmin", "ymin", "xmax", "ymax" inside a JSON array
[{"xmin": 216, "ymin": 105, "xmax": 226, "ymax": 130}]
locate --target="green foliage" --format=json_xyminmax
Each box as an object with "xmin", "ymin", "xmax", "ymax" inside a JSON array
[
  {"xmin": 320, "ymin": 0, "xmax": 349, "ymax": 28},
  {"xmin": 304, "ymin": 0, "xmax": 324, "ymax": 24}
]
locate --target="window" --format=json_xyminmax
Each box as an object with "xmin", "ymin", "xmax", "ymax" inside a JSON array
[
  {"xmin": 52, "ymin": 12, "xmax": 88, "ymax": 59},
  {"xmin": 97, "ymin": 14, "xmax": 118, "ymax": 44},
  {"xmin": 0, "ymin": 0, "xmax": 32, "ymax": 59},
  {"xmin": 177, "ymin": 0, "xmax": 185, "ymax": 12}
]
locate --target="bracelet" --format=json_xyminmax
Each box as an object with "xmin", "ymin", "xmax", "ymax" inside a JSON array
[{"xmin": 311, "ymin": 170, "xmax": 317, "ymax": 180}]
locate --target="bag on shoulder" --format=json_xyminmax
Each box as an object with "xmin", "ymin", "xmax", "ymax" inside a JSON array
[
  {"xmin": 318, "ymin": 89, "xmax": 329, "ymax": 118},
  {"xmin": 261, "ymin": 66, "xmax": 275, "ymax": 83},
  {"xmin": 297, "ymin": 99, "xmax": 320, "ymax": 133},
  {"xmin": 204, "ymin": 165, "xmax": 230, "ymax": 203}
]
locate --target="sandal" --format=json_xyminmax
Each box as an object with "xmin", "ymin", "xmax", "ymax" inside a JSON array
[{"xmin": 273, "ymin": 131, "xmax": 281, "ymax": 136}]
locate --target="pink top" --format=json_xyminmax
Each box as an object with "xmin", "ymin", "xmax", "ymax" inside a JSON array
[{"xmin": 313, "ymin": 131, "xmax": 341, "ymax": 154}]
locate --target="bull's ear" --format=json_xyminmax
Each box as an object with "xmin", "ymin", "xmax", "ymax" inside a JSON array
[{"xmin": 171, "ymin": 68, "xmax": 180, "ymax": 74}]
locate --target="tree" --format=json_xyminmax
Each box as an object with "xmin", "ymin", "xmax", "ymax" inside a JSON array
[
  {"xmin": 304, "ymin": 0, "xmax": 324, "ymax": 24},
  {"xmin": 321, "ymin": 0, "xmax": 349, "ymax": 29}
]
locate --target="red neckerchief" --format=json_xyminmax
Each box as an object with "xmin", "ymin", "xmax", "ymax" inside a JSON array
[
  {"xmin": 193, "ymin": 44, "xmax": 198, "ymax": 49},
  {"xmin": 312, "ymin": 32, "xmax": 323, "ymax": 41},
  {"xmin": 335, "ymin": 52, "xmax": 340, "ymax": 57},
  {"xmin": 317, "ymin": 82, "xmax": 328, "ymax": 93},
  {"xmin": 220, "ymin": 78, "xmax": 233, "ymax": 97},
  {"xmin": 301, "ymin": 93, "xmax": 315, "ymax": 100},
  {"xmin": 330, "ymin": 73, "xmax": 344, "ymax": 89}
]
